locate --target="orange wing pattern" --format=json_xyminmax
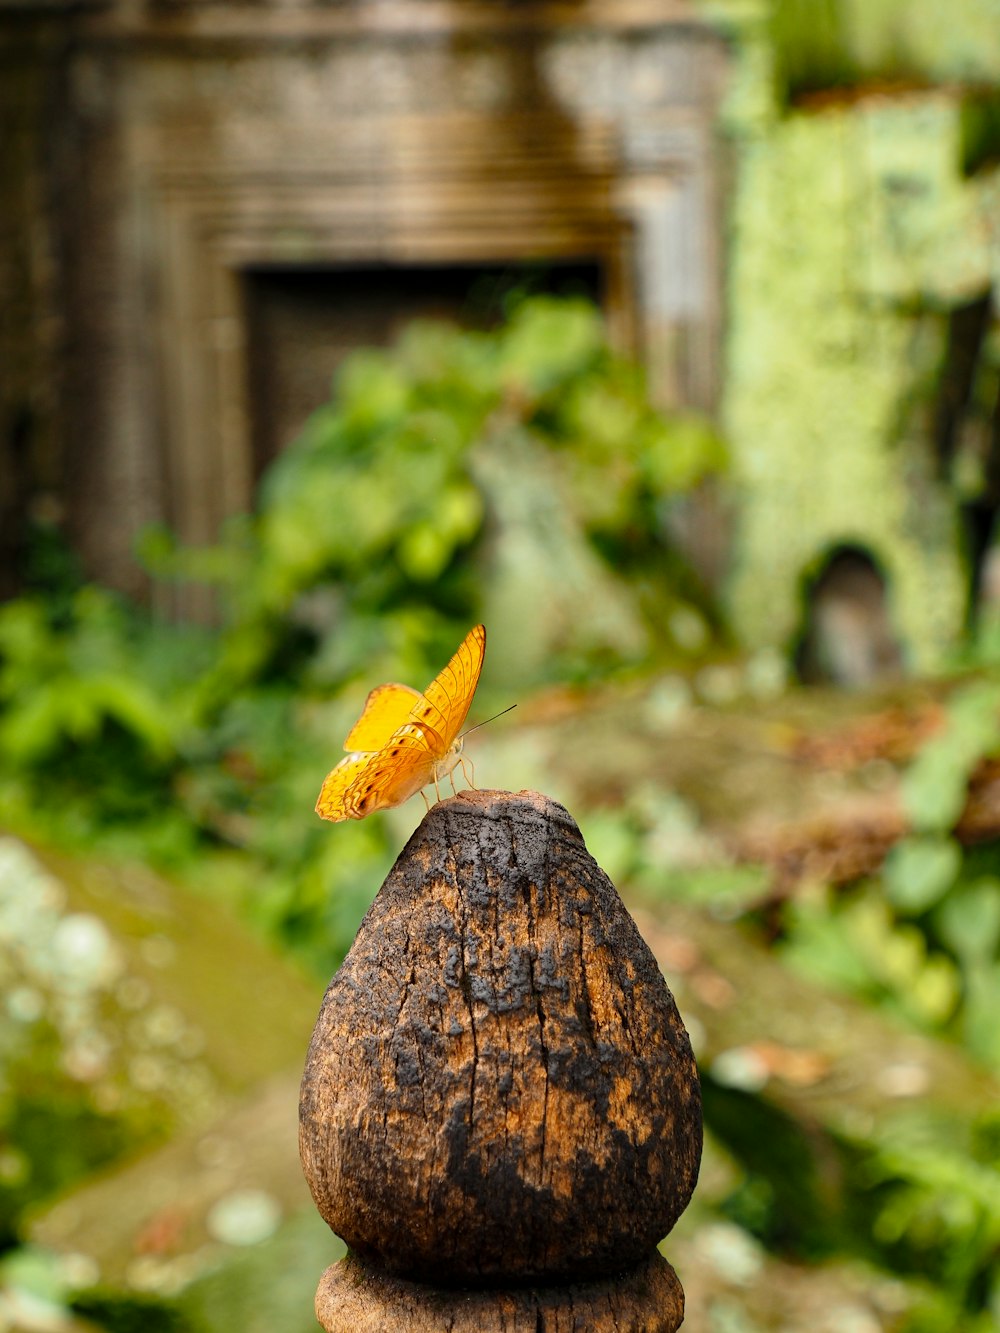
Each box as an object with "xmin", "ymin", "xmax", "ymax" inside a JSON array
[
  {"xmin": 315, "ymin": 625, "xmax": 486, "ymax": 823},
  {"xmin": 343, "ymin": 683, "xmax": 421, "ymax": 751},
  {"xmin": 397, "ymin": 623, "xmax": 486, "ymax": 754}
]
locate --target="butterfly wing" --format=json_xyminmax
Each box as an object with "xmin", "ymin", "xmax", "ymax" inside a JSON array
[
  {"xmin": 343, "ymin": 683, "xmax": 422, "ymax": 751},
  {"xmin": 315, "ymin": 624, "xmax": 487, "ymax": 823},
  {"xmin": 315, "ymin": 734, "xmax": 438, "ymax": 822},
  {"xmin": 405, "ymin": 624, "xmax": 486, "ymax": 751},
  {"xmin": 315, "ymin": 753, "xmax": 377, "ymax": 822}
]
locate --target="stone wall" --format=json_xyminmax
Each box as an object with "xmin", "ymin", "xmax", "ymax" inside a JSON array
[
  {"xmin": 725, "ymin": 94, "xmax": 1000, "ymax": 669},
  {"xmin": 700, "ymin": 0, "xmax": 1000, "ymax": 670},
  {"xmin": 0, "ymin": 15, "xmax": 71, "ymax": 597},
  {"xmin": 0, "ymin": 1, "xmax": 728, "ymax": 611}
]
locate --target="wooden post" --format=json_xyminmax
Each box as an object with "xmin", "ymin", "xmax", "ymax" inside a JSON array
[{"xmin": 299, "ymin": 790, "xmax": 702, "ymax": 1331}]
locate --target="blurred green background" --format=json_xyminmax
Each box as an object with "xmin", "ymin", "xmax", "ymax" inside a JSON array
[{"xmin": 3, "ymin": 1, "xmax": 1000, "ymax": 1330}]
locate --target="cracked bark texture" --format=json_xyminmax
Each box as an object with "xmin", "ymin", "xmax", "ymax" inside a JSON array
[
  {"xmin": 315, "ymin": 1249, "xmax": 684, "ymax": 1332},
  {"xmin": 300, "ymin": 789, "xmax": 700, "ymax": 1328}
]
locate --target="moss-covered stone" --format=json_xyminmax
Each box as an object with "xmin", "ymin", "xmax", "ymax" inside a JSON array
[
  {"xmin": 692, "ymin": 0, "xmax": 1000, "ymax": 672},
  {"xmin": 722, "ymin": 93, "xmax": 1000, "ymax": 667},
  {"xmin": 701, "ymin": 0, "xmax": 1000, "ymax": 106}
]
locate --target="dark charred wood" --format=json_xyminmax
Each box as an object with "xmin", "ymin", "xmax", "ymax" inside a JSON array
[
  {"xmin": 315, "ymin": 1249, "xmax": 685, "ymax": 1333},
  {"xmin": 299, "ymin": 789, "xmax": 701, "ymax": 1289}
]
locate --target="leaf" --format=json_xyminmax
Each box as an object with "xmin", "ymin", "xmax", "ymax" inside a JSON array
[
  {"xmin": 396, "ymin": 523, "xmax": 452, "ymax": 581},
  {"xmin": 937, "ymin": 879, "xmax": 1000, "ymax": 964},
  {"xmin": 577, "ymin": 811, "xmax": 642, "ymax": 886},
  {"xmin": 961, "ymin": 962, "xmax": 1000, "ymax": 1068},
  {"xmin": 884, "ymin": 837, "xmax": 961, "ymax": 914},
  {"xmin": 901, "ymin": 749, "xmax": 975, "ymax": 833},
  {"xmin": 336, "ymin": 349, "xmax": 410, "ymax": 428},
  {"xmin": 780, "ymin": 892, "xmax": 877, "ymax": 993},
  {"xmin": 88, "ymin": 675, "xmax": 178, "ymax": 761},
  {"xmin": 0, "ymin": 687, "xmax": 67, "ymax": 763},
  {"xmin": 902, "ymin": 679, "xmax": 1000, "ymax": 833},
  {"xmin": 909, "ymin": 952, "xmax": 960, "ymax": 1026},
  {"xmin": 499, "ymin": 298, "xmax": 604, "ymax": 395},
  {"xmin": 639, "ymin": 414, "xmax": 727, "ymax": 494}
]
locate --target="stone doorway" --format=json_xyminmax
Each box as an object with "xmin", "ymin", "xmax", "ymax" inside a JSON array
[
  {"xmin": 3, "ymin": 3, "xmax": 728, "ymax": 606},
  {"xmin": 243, "ymin": 260, "xmax": 604, "ymax": 479}
]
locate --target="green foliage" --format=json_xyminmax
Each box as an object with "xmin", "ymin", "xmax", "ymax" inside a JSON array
[
  {"xmin": 769, "ymin": 0, "xmax": 1000, "ymax": 106},
  {"xmin": 0, "ymin": 296, "xmax": 728, "ymax": 1325},
  {"xmin": 581, "ymin": 728, "xmax": 1000, "ymax": 1328},
  {"xmin": 960, "ymin": 91, "xmax": 1000, "ymax": 176},
  {"xmin": 0, "ymin": 588, "xmax": 208, "ymax": 853},
  {"xmin": 72, "ymin": 1291, "xmax": 190, "ymax": 1332},
  {"xmin": 884, "ymin": 838, "xmax": 963, "ymax": 915},
  {"xmin": 890, "ymin": 679, "xmax": 1000, "ymax": 1068},
  {"xmin": 782, "ymin": 676, "xmax": 1000, "ymax": 1061},
  {"xmin": 771, "ymin": 0, "xmax": 859, "ymax": 103},
  {"xmin": 705, "ymin": 1096, "xmax": 1000, "ymax": 1328},
  {"xmin": 0, "ymin": 1088, "xmax": 157, "ymax": 1248},
  {"xmin": 0, "ymin": 839, "xmax": 184, "ymax": 1256},
  {"xmin": 15, "ymin": 291, "xmax": 1000, "ymax": 1327},
  {"xmin": 0, "ymin": 297, "xmax": 724, "ymax": 973},
  {"xmin": 702, "ymin": 1080, "xmax": 844, "ymax": 1258},
  {"xmin": 781, "ymin": 886, "xmax": 961, "ymax": 1028},
  {"xmin": 178, "ymin": 296, "xmax": 726, "ymax": 699},
  {"xmin": 175, "ymin": 1210, "xmax": 342, "ymax": 1333},
  {"xmin": 770, "ymin": 674, "xmax": 1000, "ymax": 1327},
  {"xmin": 857, "ymin": 1108, "xmax": 1000, "ymax": 1324},
  {"xmin": 899, "ymin": 681, "xmax": 1000, "ymax": 835},
  {"xmin": 0, "ymin": 589, "xmax": 179, "ymax": 769}
]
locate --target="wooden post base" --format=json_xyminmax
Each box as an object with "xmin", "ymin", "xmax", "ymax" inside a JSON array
[{"xmin": 315, "ymin": 1250, "xmax": 685, "ymax": 1332}]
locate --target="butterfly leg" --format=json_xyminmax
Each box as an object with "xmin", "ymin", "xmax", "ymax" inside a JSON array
[
  {"xmin": 420, "ymin": 789, "xmax": 432, "ymax": 812},
  {"xmin": 460, "ymin": 755, "xmax": 476, "ymax": 790}
]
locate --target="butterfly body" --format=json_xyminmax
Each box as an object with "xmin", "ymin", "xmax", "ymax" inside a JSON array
[{"xmin": 316, "ymin": 625, "xmax": 485, "ymax": 822}]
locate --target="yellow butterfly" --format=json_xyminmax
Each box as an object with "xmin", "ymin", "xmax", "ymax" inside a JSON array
[{"xmin": 315, "ymin": 624, "xmax": 487, "ymax": 822}]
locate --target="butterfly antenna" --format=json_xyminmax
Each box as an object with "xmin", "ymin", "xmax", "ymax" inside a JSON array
[{"xmin": 459, "ymin": 704, "xmax": 516, "ymax": 739}]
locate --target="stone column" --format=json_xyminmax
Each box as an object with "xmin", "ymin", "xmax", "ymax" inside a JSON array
[{"xmin": 299, "ymin": 789, "xmax": 702, "ymax": 1331}]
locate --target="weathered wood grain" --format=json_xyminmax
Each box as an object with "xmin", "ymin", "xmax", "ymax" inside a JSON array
[
  {"xmin": 299, "ymin": 789, "xmax": 702, "ymax": 1285},
  {"xmin": 315, "ymin": 1250, "xmax": 684, "ymax": 1333}
]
